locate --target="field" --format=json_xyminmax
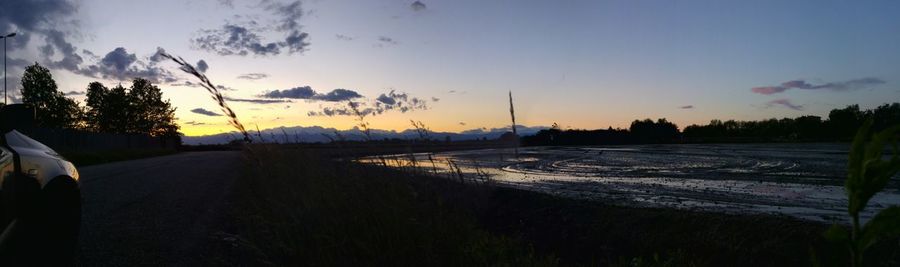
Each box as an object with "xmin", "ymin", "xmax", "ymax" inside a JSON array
[{"xmin": 209, "ymin": 144, "xmax": 900, "ymax": 266}]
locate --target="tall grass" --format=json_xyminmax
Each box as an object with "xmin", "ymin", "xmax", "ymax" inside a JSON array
[
  {"xmin": 231, "ymin": 145, "xmax": 557, "ymax": 266},
  {"xmin": 160, "ymin": 52, "xmax": 251, "ymax": 142}
]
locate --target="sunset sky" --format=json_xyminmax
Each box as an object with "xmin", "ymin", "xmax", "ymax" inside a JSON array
[{"xmin": 2, "ymin": 0, "xmax": 899, "ymax": 136}]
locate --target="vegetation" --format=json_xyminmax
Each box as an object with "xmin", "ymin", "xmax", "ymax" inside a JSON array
[
  {"xmin": 17, "ymin": 63, "xmax": 179, "ymax": 137},
  {"xmin": 19, "ymin": 63, "xmax": 82, "ymax": 129},
  {"xmin": 84, "ymin": 79, "xmax": 179, "ymax": 136},
  {"xmin": 824, "ymin": 121, "xmax": 900, "ymax": 267},
  {"xmin": 522, "ymin": 103, "xmax": 900, "ymax": 146},
  {"xmin": 220, "ymin": 145, "xmax": 557, "ymax": 266}
]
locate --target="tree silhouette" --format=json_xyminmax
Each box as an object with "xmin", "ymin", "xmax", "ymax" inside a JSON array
[
  {"xmin": 84, "ymin": 78, "xmax": 178, "ymax": 136},
  {"xmin": 19, "ymin": 63, "xmax": 83, "ymax": 129}
]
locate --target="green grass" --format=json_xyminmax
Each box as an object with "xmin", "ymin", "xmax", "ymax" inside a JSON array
[
  {"xmin": 222, "ymin": 145, "xmax": 557, "ymax": 266},
  {"xmin": 61, "ymin": 148, "xmax": 178, "ymax": 167}
]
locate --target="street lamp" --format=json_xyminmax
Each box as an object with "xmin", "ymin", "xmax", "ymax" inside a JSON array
[{"xmin": 1, "ymin": 32, "xmax": 17, "ymax": 105}]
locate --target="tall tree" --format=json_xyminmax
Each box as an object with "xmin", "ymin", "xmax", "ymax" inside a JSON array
[
  {"xmin": 20, "ymin": 63, "xmax": 83, "ymax": 129},
  {"xmin": 84, "ymin": 78, "xmax": 178, "ymax": 136}
]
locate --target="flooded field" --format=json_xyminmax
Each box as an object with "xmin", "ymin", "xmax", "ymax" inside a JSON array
[{"xmin": 363, "ymin": 144, "xmax": 900, "ymax": 223}]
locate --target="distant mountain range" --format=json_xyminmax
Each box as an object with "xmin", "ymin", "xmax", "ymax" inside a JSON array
[{"xmin": 182, "ymin": 125, "xmax": 548, "ymax": 145}]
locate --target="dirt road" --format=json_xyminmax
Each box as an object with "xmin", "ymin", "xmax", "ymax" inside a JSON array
[{"xmin": 76, "ymin": 151, "xmax": 241, "ymax": 266}]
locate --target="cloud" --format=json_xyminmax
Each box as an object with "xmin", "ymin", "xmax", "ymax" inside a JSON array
[
  {"xmin": 411, "ymin": 1, "xmax": 427, "ymax": 11},
  {"xmin": 459, "ymin": 122, "xmax": 466, "ymax": 126},
  {"xmin": 237, "ymin": 73, "xmax": 268, "ymax": 80},
  {"xmin": 191, "ymin": 108, "xmax": 223, "ymax": 116},
  {"xmin": 224, "ymin": 96, "xmax": 290, "ymax": 104},
  {"xmin": 196, "ymin": 60, "xmax": 209, "ymax": 72},
  {"xmin": 192, "ymin": 0, "xmax": 310, "ymax": 56},
  {"xmin": 766, "ymin": 99, "xmax": 804, "ymax": 111},
  {"xmin": 308, "ymin": 90, "xmax": 430, "ymax": 117},
  {"xmin": 751, "ymin": 77, "xmax": 886, "ymax": 95},
  {"xmin": 184, "ymin": 121, "xmax": 207, "ymax": 126},
  {"xmin": 377, "ymin": 36, "xmax": 398, "ymax": 45},
  {"xmin": 335, "ymin": 34, "xmax": 354, "ymax": 41},
  {"xmin": 64, "ymin": 91, "xmax": 85, "ymax": 96},
  {"xmin": 260, "ymin": 87, "xmax": 363, "ymax": 102},
  {"xmin": 216, "ymin": 85, "xmax": 237, "ymax": 91},
  {"xmin": 431, "ymin": 97, "xmax": 440, "ymax": 102},
  {"xmin": 74, "ymin": 47, "xmax": 178, "ymax": 83},
  {"xmin": 679, "ymin": 105, "xmax": 694, "ymax": 109}
]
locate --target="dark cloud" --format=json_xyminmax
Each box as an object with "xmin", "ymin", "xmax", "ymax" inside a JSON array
[
  {"xmin": 308, "ymin": 90, "xmax": 430, "ymax": 117},
  {"xmin": 193, "ymin": 0, "xmax": 310, "ymax": 56},
  {"xmin": 184, "ymin": 121, "xmax": 207, "ymax": 126},
  {"xmin": 335, "ymin": 34, "xmax": 354, "ymax": 41},
  {"xmin": 377, "ymin": 36, "xmax": 398, "ymax": 45},
  {"xmin": 191, "ymin": 108, "xmax": 223, "ymax": 116},
  {"xmin": 751, "ymin": 77, "xmax": 886, "ymax": 95},
  {"xmin": 261, "ymin": 86, "xmax": 315, "ymax": 99},
  {"xmin": 217, "ymin": 0, "xmax": 234, "ymax": 8},
  {"xmin": 316, "ymin": 89, "xmax": 363, "ymax": 101},
  {"xmin": 459, "ymin": 122, "xmax": 466, "ymax": 126},
  {"xmin": 216, "ymin": 85, "xmax": 237, "ymax": 91},
  {"xmin": 679, "ymin": 105, "xmax": 694, "ymax": 109},
  {"xmin": 431, "ymin": 97, "xmax": 440, "ymax": 102},
  {"xmin": 411, "ymin": 1, "xmax": 427, "ymax": 11},
  {"xmin": 224, "ymin": 96, "xmax": 290, "ymax": 104},
  {"xmin": 197, "ymin": 60, "xmax": 209, "ymax": 72},
  {"xmin": 260, "ymin": 87, "xmax": 363, "ymax": 102},
  {"xmin": 766, "ymin": 99, "xmax": 803, "ymax": 111},
  {"xmin": 75, "ymin": 47, "xmax": 178, "ymax": 83},
  {"xmin": 237, "ymin": 73, "xmax": 268, "ymax": 80},
  {"xmin": 64, "ymin": 91, "xmax": 85, "ymax": 96}
]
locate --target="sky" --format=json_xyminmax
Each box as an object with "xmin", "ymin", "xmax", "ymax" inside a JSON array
[{"xmin": 1, "ymin": 0, "xmax": 899, "ymax": 136}]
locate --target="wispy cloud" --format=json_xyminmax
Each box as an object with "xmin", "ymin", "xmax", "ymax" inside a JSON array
[
  {"xmin": 766, "ymin": 99, "xmax": 804, "ymax": 111},
  {"xmin": 191, "ymin": 108, "xmax": 223, "ymax": 116},
  {"xmin": 236, "ymin": 73, "xmax": 268, "ymax": 80},
  {"xmin": 335, "ymin": 34, "xmax": 354, "ymax": 41},
  {"xmin": 64, "ymin": 91, "xmax": 85, "ymax": 96},
  {"xmin": 751, "ymin": 77, "xmax": 885, "ymax": 95},
  {"xmin": 223, "ymin": 96, "xmax": 291, "ymax": 104},
  {"xmin": 679, "ymin": 105, "xmax": 694, "ymax": 109}
]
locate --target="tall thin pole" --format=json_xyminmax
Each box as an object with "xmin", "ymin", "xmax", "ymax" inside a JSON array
[{"xmin": 4, "ymin": 36, "xmax": 6, "ymax": 105}]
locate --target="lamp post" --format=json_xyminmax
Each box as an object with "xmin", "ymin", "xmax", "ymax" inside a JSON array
[{"xmin": 1, "ymin": 32, "xmax": 16, "ymax": 105}]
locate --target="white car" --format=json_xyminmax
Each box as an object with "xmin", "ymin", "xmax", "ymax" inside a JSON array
[{"xmin": 0, "ymin": 127, "xmax": 81, "ymax": 264}]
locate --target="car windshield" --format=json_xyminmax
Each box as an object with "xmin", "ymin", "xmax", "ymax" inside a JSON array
[{"xmin": 4, "ymin": 130, "xmax": 56, "ymax": 154}]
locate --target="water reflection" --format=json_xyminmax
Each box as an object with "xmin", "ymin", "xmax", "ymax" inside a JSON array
[{"xmin": 361, "ymin": 144, "xmax": 900, "ymax": 223}]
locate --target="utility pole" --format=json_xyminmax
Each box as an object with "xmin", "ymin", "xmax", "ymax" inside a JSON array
[{"xmin": 2, "ymin": 32, "xmax": 17, "ymax": 105}]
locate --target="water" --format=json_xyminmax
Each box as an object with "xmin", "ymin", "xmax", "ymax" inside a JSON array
[{"xmin": 362, "ymin": 144, "xmax": 900, "ymax": 223}]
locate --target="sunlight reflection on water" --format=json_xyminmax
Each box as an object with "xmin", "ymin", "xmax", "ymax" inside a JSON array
[{"xmin": 361, "ymin": 144, "xmax": 900, "ymax": 223}]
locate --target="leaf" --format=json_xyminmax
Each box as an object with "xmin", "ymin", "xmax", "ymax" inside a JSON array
[
  {"xmin": 860, "ymin": 206, "xmax": 900, "ymax": 250},
  {"xmin": 824, "ymin": 224, "xmax": 850, "ymax": 244},
  {"xmin": 846, "ymin": 120, "xmax": 873, "ymax": 214}
]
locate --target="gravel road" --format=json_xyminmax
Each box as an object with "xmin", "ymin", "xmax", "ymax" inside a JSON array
[{"xmin": 76, "ymin": 151, "xmax": 241, "ymax": 266}]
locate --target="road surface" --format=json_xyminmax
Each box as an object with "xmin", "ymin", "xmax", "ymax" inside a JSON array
[{"xmin": 76, "ymin": 151, "xmax": 241, "ymax": 266}]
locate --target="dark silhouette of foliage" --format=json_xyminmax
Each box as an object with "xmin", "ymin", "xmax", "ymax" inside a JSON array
[
  {"xmin": 19, "ymin": 63, "xmax": 83, "ymax": 129},
  {"xmin": 84, "ymin": 79, "xmax": 179, "ymax": 137},
  {"xmin": 683, "ymin": 103, "xmax": 900, "ymax": 142},
  {"xmin": 629, "ymin": 118, "xmax": 679, "ymax": 143},
  {"xmin": 824, "ymin": 121, "xmax": 900, "ymax": 267}
]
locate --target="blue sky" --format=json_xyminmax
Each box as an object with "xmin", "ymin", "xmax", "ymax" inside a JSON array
[{"xmin": 2, "ymin": 0, "xmax": 898, "ymax": 135}]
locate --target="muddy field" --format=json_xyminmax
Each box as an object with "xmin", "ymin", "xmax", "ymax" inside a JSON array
[{"xmin": 364, "ymin": 144, "xmax": 900, "ymax": 223}]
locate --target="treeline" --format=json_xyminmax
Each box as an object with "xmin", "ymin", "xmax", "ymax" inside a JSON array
[
  {"xmin": 9, "ymin": 63, "xmax": 179, "ymax": 137},
  {"xmin": 521, "ymin": 103, "xmax": 900, "ymax": 146}
]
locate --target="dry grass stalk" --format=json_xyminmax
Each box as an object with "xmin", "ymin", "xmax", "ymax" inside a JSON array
[{"xmin": 160, "ymin": 52, "xmax": 251, "ymax": 142}]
